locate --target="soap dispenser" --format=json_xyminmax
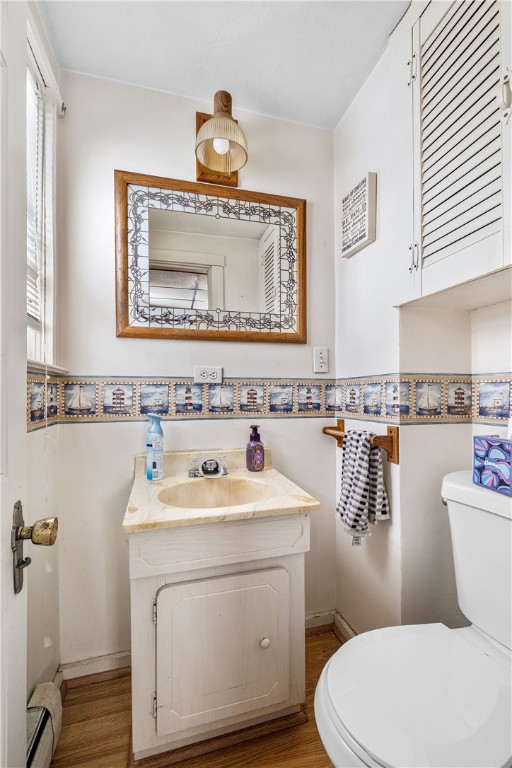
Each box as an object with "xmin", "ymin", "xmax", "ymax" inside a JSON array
[
  {"xmin": 146, "ymin": 413, "xmax": 164, "ymax": 481},
  {"xmin": 246, "ymin": 424, "xmax": 264, "ymax": 472}
]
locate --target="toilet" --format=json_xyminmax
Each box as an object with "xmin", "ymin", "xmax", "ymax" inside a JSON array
[{"xmin": 314, "ymin": 471, "xmax": 512, "ymax": 768}]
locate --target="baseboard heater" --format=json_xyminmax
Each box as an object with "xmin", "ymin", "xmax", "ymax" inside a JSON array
[{"xmin": 27, "ymin": 683, "xmax": 62, "ymax": 768}]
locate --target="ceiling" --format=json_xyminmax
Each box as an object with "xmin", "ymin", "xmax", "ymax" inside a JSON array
[{"xmin": 37, "ymin": 0, "xmax": 410, "ymax": 130}]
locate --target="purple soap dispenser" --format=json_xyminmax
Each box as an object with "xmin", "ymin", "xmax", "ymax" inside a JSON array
[{"xmin": 246, "ymin": 424, "xmax": 264, "ymax": 472}]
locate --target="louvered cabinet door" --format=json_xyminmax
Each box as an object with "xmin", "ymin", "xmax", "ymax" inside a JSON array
[
  {"xmin": 412, "ymin": 0, "xmax": 510, "ymax": 297},
  {"xmin": 259, "ymin": 225, "xmax": 280, "ymax": 314}
]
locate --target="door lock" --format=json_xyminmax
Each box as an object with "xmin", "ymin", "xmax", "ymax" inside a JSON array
[{"xmin": 11, "ymin": 501, "xmax": 58, "ymax": 594}]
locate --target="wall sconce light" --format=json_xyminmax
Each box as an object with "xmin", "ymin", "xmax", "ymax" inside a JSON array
[{"xmin": 195, "ymin": 91, "xmax": 247, "ymax": 186}]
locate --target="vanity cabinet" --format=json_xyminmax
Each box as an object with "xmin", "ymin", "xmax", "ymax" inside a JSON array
[
  {"xmin": 407, "ymin": 0, "xmax": 511, "ymax": 300},
  {"xmin": 126, "ymin": 511, "xmax": 311, "ymax": 762}
]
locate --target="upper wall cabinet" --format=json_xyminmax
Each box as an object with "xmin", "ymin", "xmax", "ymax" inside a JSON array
[{"xmin": 408, "ymin": 0, "xmax": 511, "ymax": 299}]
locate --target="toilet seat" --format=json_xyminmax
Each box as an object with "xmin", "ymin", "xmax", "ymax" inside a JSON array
[{"xmin": 322, "ymin": 623, "xmax": 512, "ymax": 768}]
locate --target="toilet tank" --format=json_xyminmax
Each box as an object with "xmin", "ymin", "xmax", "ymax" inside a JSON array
[{"xmin": 442, "ymin": 471, "xmax": 511, "ymax": 650}]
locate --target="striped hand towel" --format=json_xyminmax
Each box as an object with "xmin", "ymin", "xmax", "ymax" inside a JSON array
[{"xmin": 336, "ymin": 430, "xmax": 390, "ymax": 545}]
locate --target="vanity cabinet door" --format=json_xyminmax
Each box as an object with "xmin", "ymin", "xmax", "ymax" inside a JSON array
[{"xmin": 155, "ymin": 567, "xmax": 289, "ymax": 738}]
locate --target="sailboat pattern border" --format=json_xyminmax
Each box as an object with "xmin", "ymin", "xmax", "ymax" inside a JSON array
[{"xmin": 27, "ymin": 374, "xmax": 511, "ymax": 430}]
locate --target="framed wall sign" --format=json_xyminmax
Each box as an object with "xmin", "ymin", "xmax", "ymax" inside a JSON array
[{"xmin": 341, "ymin": 172, "xmax": 377, "ymax": 258}]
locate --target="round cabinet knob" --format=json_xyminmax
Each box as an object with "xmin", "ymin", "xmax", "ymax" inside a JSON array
[{"xmin": 260, "ymin": 637, "xmax": 271, "ymax": 649}]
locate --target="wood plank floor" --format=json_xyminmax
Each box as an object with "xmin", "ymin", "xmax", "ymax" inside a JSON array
[{"xmin": 51, "ymin": 628, "xmax": 341, "ymax": 768}]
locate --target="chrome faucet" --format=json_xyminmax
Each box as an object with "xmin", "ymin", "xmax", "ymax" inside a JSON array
[{"xmin": 188, "ymin": 456, "xmax": 227, "ymax": 479}]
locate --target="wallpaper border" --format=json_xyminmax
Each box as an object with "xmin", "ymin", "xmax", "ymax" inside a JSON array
[{"xmin": 27, "ymin": 373, "xmax": 512, "ymax": 431}]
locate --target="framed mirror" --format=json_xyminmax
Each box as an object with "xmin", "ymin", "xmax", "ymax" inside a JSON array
[{"xmin": 115, "ymin": 170, "xmax": 306, "ymax": 342}]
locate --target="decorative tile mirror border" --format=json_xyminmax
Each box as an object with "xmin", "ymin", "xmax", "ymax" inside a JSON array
[{"xmin": 27, "ymin": 374, "xmax": 511, "ymax": 431}]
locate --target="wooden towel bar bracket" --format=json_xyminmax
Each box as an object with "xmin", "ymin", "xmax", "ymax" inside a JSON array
[{"xmin": 322, "ymin": 419, "xmax": 399, "ymax": 464}]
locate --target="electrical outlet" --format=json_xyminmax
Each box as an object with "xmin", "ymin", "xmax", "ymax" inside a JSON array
[
  {"xmin": 194, "ymin": 366, "xmax": 223, "ymax": 383},
  {"xmin": 313, "ymin": 347, "xmax": 329, "ymax": 373}
]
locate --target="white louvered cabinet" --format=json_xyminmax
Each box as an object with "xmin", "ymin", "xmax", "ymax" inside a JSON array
[
  {"xmin": 410, "ymin": 0, "xmax": 511, "ymax": 298},
  {"xmin": 259, "ymin": 225, "xmax": 280, "ymax": 314}
]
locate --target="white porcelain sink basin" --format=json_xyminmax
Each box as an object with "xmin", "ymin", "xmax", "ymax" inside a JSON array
[
  {"xmin": 157, "ymin": 476, "xmax": 272, "ymax": 509},
  {"xmin": 123, "ymin": 448, "xmax": 321, "ymax": 531}
]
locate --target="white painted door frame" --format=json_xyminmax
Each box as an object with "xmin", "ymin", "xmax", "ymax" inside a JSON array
[{"xmin": 0, "ymin": 2, "xmax": 29, "ymax": 766}]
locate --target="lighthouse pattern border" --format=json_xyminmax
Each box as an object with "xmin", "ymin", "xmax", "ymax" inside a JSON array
[{"xmin": 27, "ymin": 373, "xmax": 511, "ymax": 430}]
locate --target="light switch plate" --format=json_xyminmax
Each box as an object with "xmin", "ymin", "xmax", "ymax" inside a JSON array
[{"xmin": 313, "ymin": 347, "xmax": 329, "ymax": 373}]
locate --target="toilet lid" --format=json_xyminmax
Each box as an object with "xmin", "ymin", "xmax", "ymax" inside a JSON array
[{"xmin": 325, "ymin": 623, "xmax": 512, "ymax": 768}]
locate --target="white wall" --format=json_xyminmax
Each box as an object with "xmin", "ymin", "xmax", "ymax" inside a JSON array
[
  {"xmin": 399, "ymin": 424, "xmax": 470, "ymax": 629},
  {"xmin": 57, "ymin": 72, "xmax": 336, "ymax": 664},
  {"xmin": 335, "ymin": 420, "xmax": 402, "ymax": 634},
  {"xmin": 471, "ymin": 300, "xmax": 512, "ymax": 374},
  {"xmin": 332, "ymin": 12, "xmax": 416, "ymax": 631},
  {"xmin": 399, "ymin": 307, "xmax": 472, "ymax": 373},
  {"xmin": 398, "ymin": 307, "xmax": 472, "ymax": 628},
  {"xmin": 58, "ymin": 72, "xmax": 334, "ymax": 378},
  {"xmin": 398, "ymin": 300, "xmax": 511, "ymax": 627}
]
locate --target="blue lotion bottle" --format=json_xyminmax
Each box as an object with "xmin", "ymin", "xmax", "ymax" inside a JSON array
[
  {"xmin": 146, "ymin": 413, "xmax": 164, "ymax": 481},
  {"xmin": 246, "ymin": 424, "xmax": 264, "ymax": 472}
]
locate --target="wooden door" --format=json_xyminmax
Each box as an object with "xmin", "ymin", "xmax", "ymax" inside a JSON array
[
  {"xmin": 0, "ymin": 3, "xmax": 30, "ymax": 766},
  {"xmin": 156, "ymin": 568, "xmax": 289, "ymax": 737}
]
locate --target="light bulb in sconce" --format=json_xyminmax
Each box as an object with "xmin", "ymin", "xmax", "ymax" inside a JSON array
[{"xmin": 213, "ymin": 137, "xmax": 230, "ymax": 155}]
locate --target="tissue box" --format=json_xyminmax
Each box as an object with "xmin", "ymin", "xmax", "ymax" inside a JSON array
[{"xmin": 473, "ymin": 436, "xmax": 511, "ymax": 497}]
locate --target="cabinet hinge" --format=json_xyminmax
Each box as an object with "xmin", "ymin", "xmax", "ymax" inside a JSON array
[
  {"xmin": 407, "ymin": 53, "xmax": 417, "ymax": 87},
  {"xmin": 152, "ymin": 599, "xmax": 157, "ymax": 624},
  {"xmin": 152, "ymin": 693, "xmax": 157, "ymax": 719},
  {"xmin": 414, "ymin": 242, "xmax": 421, "ymax": 271},
  {"xmin": 500, "ymin": 69, "xmax": 512, "ymax": 125},
  {"xmin": 408, "ymin": 242, "xmax": 420, "ymax": 273}
]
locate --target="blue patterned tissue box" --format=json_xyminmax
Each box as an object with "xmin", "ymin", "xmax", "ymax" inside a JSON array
[{"xmin": 473, "ymin": 436, "xmax": 511, "ymax": 497}]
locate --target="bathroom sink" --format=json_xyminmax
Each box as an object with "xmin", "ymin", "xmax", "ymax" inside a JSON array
[
  {"xmin": 123, "ymin": 448, "xmax": 321, "ymax": 531},
  {"xmin": 157, "ymin": 476, "xmax": 272, "ymax": 509}
]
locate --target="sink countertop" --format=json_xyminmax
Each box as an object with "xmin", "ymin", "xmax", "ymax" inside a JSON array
[{"xmin": 122, "ymin": 449, "xmax": 321, "ymax": 533}]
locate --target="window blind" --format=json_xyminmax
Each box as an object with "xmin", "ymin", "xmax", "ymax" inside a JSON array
[
  {"xmin": 148, "ymin": 267, "xmax": 209, "ymax": 310},
  {"xmin": 26, "ymin": 67, "xmax": 44, "ymax": 329}
]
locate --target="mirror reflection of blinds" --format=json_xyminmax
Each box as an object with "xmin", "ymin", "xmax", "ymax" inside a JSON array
[
  {"xmin": 148, "ymin": 266, "xmax": 209, "ymax": 310},
  {"xmin": 262, "ymin": 227, "xmax": 279, "ymax": 313},
  {"xmin": 26, "ymin": 68, "xmax": 44, "ymax": 329},
  {"xmin": 420, "ymin": 0, "xmax": 502, "ymax": 266}
]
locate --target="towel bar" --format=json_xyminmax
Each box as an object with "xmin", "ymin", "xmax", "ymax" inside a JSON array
[{"xmin": 322, "ymin": 419, "xmax": 399, "ymax": 464}]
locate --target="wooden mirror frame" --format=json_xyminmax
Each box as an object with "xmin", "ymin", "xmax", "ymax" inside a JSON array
[{"xmin": 115, "ymin": 170, "xmax": 306, "ymax": 343}]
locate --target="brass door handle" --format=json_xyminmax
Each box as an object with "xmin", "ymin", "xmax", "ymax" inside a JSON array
[
  {"xmin": 12, "ymin": 502, "xmax": 58, "ymax": 593},
  {"xmin": 17, "ymin": 517, "xmax": 58, "ymax": 546}
]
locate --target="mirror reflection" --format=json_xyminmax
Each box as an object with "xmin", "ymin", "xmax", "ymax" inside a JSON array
[{"xmin": 148, "ymin": 210, "xmax": 279, "ymax": 314}]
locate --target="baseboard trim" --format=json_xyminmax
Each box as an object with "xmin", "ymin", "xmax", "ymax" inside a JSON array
[
  {"xmin": 59, "ymin": 650, "xmax": 131, "ymax": 680},
  {"xmin": 58, "ymin": 614, "xmax": 353, "ymax": 683},
  {"xmin": 305, "ymin": 610, "xmax": 335, "ymax": 630},
  {"xmin": 333, "ymin": 610, "xmax": 357, "ymax": 642},
  {"xmin": 128, "ymin": 706, "xmax": 308, "ymax": 767}
]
